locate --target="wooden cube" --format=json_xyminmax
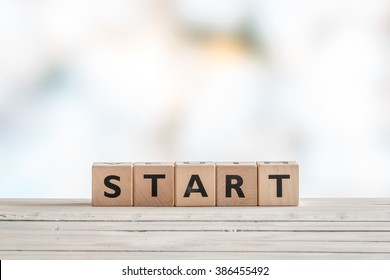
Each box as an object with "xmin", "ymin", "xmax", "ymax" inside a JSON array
[
  {"xmin": 216, "ymin": 162, "xmax": 257, "ymax": 206},
  {"xmin": 257, "ymin": 161, "xmax": 299, "ymax": 206},
  {"xmin": 133, "ymin": 162, "xmax": 174, "ymax": 206},
  {"xmin": 92, "ymin": 162, "xmax": 132, "ymax": 206},
  {"xmin": 175, "ymin": 162, "xmax": 215, "ymax": 206}
]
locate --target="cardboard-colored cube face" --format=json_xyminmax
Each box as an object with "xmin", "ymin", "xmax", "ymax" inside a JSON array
[
  {"xmin": 133, "ymin": 162, "xmax": 174, "ymax": 206},
  {"xmin": 92, "ymin": 163, "xmax": 133, "ymax": 206},
  {"xmin": 175, "ymin": 162, "xmax": 215, "ymax": 206},
  {"xmin": 257, "ymin": 161, "xmax": 299, "ymax": 206},
  {"xmin": 216, "ymin": 162, "xmax": 257, "ymax": 206}
]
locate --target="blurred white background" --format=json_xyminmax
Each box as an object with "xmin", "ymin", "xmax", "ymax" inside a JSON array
[{"xmin": 0, "ymin": 0, "xmax": 389, "ymax": 198}]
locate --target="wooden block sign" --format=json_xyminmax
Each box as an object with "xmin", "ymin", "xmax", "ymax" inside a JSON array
[
  {"xmin": 175, "ymin": 162, "xmax": 215, "ymax": 206},
  {"xmin": 92, "ymin": 162, "xmax": 132, "ymax": 206},
  {"xmin": 92, "ymin": 161, "xmax": 299, "ymax": 206},
  {"xmin": 216, "ymin": 162, "xmax": 257, "ymax": 206},
  {"xmin": 133, "ymin": 162, "xmax": 174, "ymax": 206},
  {"xmin": 258, "ymin": 161, "xmax": 299, "ymax": 206}
]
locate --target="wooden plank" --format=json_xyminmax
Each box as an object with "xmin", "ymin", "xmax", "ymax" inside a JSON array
[
  {"xmin": 1, "ymin": 198, "xmax": 389, "ymax": 260},
  {"xmin": 1, "ymin": 230, "xmax": 390, "ymax": 242},
  {"xmin": 1, "ymin": 221, "xmax": 390, "ymax": 232},
  {"xmin": 1, "ymin": 250, "xmax": 389, "ymax": 260},
  {"xmin": 1, "ymin": 199, "xmax": 390, "ymax": 222},
  {"xmin": 0, "ymin": 210, "xmax": 388, "ymax": 221},
  {"xmin": 1, "ymin": 251, "xmax": 390, "ymax": 260},
  {"xmin": 0, "ymin": 231, "xmax": 389, "ymax": 252}
]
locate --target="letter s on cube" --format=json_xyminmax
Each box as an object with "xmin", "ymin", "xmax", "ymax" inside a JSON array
[{"xmin": 92, "ymin": 162, "xmax": 133, "ymax": 206}]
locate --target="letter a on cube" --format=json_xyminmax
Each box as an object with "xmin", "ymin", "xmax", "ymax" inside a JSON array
[{"xmin": 175, "ymin": 162, "xmax": 215, "ymax": 206}]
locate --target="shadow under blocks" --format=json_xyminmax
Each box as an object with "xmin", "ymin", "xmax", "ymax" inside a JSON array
[{"xmin": 92, "ymin": 161, "xmax": 299, "ymax": 206}]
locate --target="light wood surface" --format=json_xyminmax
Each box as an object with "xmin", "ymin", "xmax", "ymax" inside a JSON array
[
  {"xmin": 258, "ymin": 161, "xmax": 299, "ymax": 206},
  {"xmin": 92, "ymin": 163, "xmax": 132, "ymax": 206},
  {"xmin": 216, "ymin": 162, "xmax": 257, "ymax": 206},
  {"xmin": 175, "ymin": 162, "xmax": 216, "ymax": 206},
  {"xmin": 133, "ymin": 162, "xmax": 174, "ymax": 206},
  {"xmin": 0, "ymin": 198, "xmax": 389, "ymax": 259}
]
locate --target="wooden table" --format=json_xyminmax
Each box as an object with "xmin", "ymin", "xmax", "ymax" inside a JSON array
[{"xmin": 1, "ymin": 198, "xmax": 389, "ymax": 259}]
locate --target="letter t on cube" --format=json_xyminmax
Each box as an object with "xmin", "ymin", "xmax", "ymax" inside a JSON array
[
  {"xmin": 133, "ymin": 162, "xmax": 174, "ymax": 206},
  {"xmin": 257, "ymin": 161, "xmax": 299, "ymax": 206}
]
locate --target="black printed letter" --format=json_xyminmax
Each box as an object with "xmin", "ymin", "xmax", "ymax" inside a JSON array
[
  {"xmin": 268, "ymin": 174, "xmax": 290, "ymax": 197},
  {"xmin": 104, "ymin": 175, "xmax": 121, "ymax": 198},
  {"xmin": 143, "ymin": 174, "xmax": 166, "ymax": 197},
  {"xmin": 226, "ymin": 175, "xmax": 245, "ymax": 198},
  {"xmin": 184, "ymin": 175, "xmax": 208, "ymax": 197}
]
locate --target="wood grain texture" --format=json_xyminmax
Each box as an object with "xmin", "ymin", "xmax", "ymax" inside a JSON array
[
  {"xmin": 1, "ymin": 198, "xmax": 390, "ymax": 260},
  {"xmin": 2, "ymin": 251, "xmax": 389, "ymax": 260},
  {"xmin": 175, "ymin": 162, "xmax": 215, "ymax": 206},
  {"xmin": 216, "ymin": 162, "xmax": 257, "ymax": 206},
  {"xmin": 133, "ymin": 162, "xmax": 174, "ymax": 206},
  {"xmin": 92, "ymin": 163, "xmax": 132, "ymax": 206},
  {"xmin": 258, "ymin": 161, "xmax": 299, "ymax": 206}
]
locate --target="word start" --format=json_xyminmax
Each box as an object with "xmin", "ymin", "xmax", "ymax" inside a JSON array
[{"xmin": 92, "ymin": 161, "xmax": 299, "ymax": 207}]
